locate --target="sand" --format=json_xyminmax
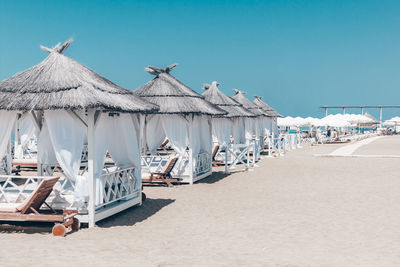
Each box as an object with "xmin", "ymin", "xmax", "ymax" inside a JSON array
[{"xmin": 1, "ymin": 136, "xmax": 400, "ymax": 266}]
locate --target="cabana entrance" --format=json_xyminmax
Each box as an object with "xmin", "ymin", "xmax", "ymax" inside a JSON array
[{"xmin": 134, "ymin": 64, "xmax": 226, "ymax": 185}]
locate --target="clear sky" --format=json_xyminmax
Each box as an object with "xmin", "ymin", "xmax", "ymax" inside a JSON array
[{"xmin": 1, "ymin": 0, "xmax": 399, "ymax": 119}]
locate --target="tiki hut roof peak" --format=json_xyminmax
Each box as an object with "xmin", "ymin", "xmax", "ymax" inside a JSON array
[
  {"xmin": 0, "ymin": 39, "xmax": 159, "ymax": 113},
  {"xmin": 134, "ymin": 65, "xmax": 227, "ymax": 116},
  {"xmin": 201, "ymin": 81, "xmax": 256, "ymax": 118},
  {"xmin": 253, "ymin": 95, "xmax": 283, "ymax": 118}
]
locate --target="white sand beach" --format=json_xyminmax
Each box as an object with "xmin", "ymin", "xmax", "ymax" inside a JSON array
[{"xmin": 1, "ymin": 136, "xmax": 400, "ymax": 266}]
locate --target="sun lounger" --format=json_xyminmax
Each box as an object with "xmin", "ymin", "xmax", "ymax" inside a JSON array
[
  {"xmin": 0, "ymin": 176, "xmax": 79, "ymax": 236},
  {"xmin": 211, "ymin": 145, "xmax": 223, "ymax": 167},
  {"xmin": 143, "ymin": 157, "xmax": 179, "ymax": 186}
]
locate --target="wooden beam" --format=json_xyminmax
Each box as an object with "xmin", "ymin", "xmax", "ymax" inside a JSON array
[
  {"xmin": 30, "ymin": 111, "xmax": 42, "ymax": 132},
  {"xmin": 67, "ymin": 110, "xmax": 88, "ymax": 128}
]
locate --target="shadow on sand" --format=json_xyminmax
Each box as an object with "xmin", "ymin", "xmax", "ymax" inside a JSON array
[
  {"xmin": 0, "ymin": 221, "xmax": 54, "ymax": 235},
  {"xmin": 195, "ymin": 170, "xmax": 230, "ymax": 184},
  {"xmin": 0, "ymin": 198, "xmax": 175, "ymax": 234},
  {"xmin": 97, "ymin": 198, "xmax": 175, "ymax": 228}
]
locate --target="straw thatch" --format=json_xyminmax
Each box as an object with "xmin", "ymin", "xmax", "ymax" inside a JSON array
[
  {"xmin": 253, "ymin": 96, "xmax": 283, "ymax": 118},
  {"xmin": 134, "ymin": 65, "xmax": 227, "ymax": 116},
  {"xmin": 0, "ymin": 39, "xmax": 159, "ymax": 113},
  {"xmin": 231, "ymin": 89, "xmax": 265, "ymax": 116},
  {"xmin": 202, "ymin": 81, "xmax": 256, "ymax": 118}
]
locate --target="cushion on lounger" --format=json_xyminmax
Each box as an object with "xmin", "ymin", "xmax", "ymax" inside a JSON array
[{"xmin": 0, "ymin": 202, "xmax": 22, "ymax": 213}]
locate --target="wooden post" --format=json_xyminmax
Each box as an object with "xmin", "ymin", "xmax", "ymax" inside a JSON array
[
  {"xmin": 188, "ymin": 114, "xmax": 194, "ymax": 184},
  {"xmin": 87, "ymin": 109, "xmax": 96, "ymax": 228}
]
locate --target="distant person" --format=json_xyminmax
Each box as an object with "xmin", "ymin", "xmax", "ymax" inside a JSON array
[
  {"xmin": 316, "ymin": 126, "xmax": 322, "ymax": 144},
  {"xmin": 327, "ymin": 127, "xmax": 331, "ymax": 137}
]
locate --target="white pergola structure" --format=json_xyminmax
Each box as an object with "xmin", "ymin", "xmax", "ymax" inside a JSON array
[
  {"xmin": 202, "ymin": 81, "xmax": 257, "ymax": 172},
  {"xmin": 0, "ymin": 40, "xmax": 158, "ymax": 227},
  {"xmin": 134, "ymin": 65, "xmax": 226, "ymax": 184},
  {"xmin": 253, "ymin": 96, "xmax": 283, "ymax": 154},
  {"xmin": 231, "ymin": 90, "xmax": 264, "ymax": 160}
]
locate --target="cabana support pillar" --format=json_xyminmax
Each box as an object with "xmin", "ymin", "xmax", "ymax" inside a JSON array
[
  {"xmin": 188, "ymin": 115, "xmax": 194, "ymax": 184},
  {"xmin": 87, "ymin": 109, "xmax": 96, "ymax": 228}
]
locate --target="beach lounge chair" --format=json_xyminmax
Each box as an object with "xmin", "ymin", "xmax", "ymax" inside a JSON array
[
  {"xmin": 143, "ymin": 157, "xmax": 179, "ymax": 186},
  {"xmin": 0, "ymin": 176, "xmax": 79, "ymax": 236},
  {"xmin": 211, "ymin": 145, "xmax": 222, "ymax": 167},
  {"xmin": 160, "ymin": 138, "xmax": 169, "ymax": 150}
]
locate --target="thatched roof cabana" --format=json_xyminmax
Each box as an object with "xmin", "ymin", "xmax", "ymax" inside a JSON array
[
  {"xmin": 0, "ymin": 39, "xmax": 159, "ymax": 228},
  {"xmin": 253, "ymin": 96, "xmax": 283, "ymax": 118},
  {"xmin": 134, "ymin": 64, "xmax": 226, "ymax": 116},
  {"xmin": 202, "ymin": 81, "xmax": 255, "ymax": 118},
  {"xmin": 0, "ymin": 39, "xmax": 158, "ymax": 113},
  {"xmin": 231, "ymin": 89, "xmax": 264, "ymax": 116}
]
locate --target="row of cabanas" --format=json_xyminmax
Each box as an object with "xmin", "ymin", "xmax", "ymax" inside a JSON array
[
  {"xmin": 0, "ymin": 39, "xmax": 282, "ymax": 228},
  {"xmin": 278, "ymin": 113, "xmax": 379, "ymax": 128}
]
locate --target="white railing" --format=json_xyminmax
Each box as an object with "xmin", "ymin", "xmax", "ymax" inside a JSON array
[
  {"xmin": 0, "ymin": 175, "xmax": 47, "ymax": 204},
  {"xmin": 194, "ymin": 152, "xmax": 211, "ymax": 176},
  {"xmin": 141, "ymin": 154, "xmax": 171, "ymax": 174},
  {"xmin": 96, "ymin": 167, "xmax": 139, "ymax": 210}
]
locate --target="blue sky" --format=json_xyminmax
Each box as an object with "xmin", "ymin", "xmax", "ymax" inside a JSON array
[{"xmin": 1, "ymin": 0, "xmax": 399, "ymax": 119}]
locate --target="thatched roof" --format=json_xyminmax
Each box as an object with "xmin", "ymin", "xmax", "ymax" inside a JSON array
[
  {"xmin": 202, "ymin": 81, "xmax": 256, "ymax": 118},
  {"xmin": 231, "ymin": 90, "xmax": 264, "ymax": 117},
  {"xmin": 253, "ymin": 96, "xmax": 283, "ymax": 118},
  {"xmin": 134, "ymin": 64, "xmax": 227, "ymax": 116},
  {"xmin": 0, "ymin": 39, "xmax": 159, "ymax": 113}
]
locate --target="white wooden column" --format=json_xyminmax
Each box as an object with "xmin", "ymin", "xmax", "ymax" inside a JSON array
[
  {"xmin": 188, "ymin": 114, "xmax": 194, "ymax": 184},
  {"xmin": 87, "ymin": 109, "xmax": 96, "ymax": 228},
  {"xmin": 208, "ymin": 116, "xmax": 213, "ymax": 173}
]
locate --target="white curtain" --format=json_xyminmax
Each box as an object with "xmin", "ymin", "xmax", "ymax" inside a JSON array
[
  {"xmin": 44, "ymin": 110, "xmax": 85, "ymax": 206},
  {"xmin": 0, "ymin": 111, "xmax": 17, "ymax": 161},
  {"xmin": 161, "ymin": 114, "xmax": 189, "ymax": 156},
  {"xmin": 146, "ymin": 114, "xmax": 166, "ymax": 153},
  {"xmin": 37, "ymin": 121, "xmax": 57, "ymax": 165},
  {"xmin": 199, "ymin": 116, "xmax": 212, "ymax": 154},
  {"xmin": 191, "ymin": 116, "xmax": 202, "ymax": 158},
  {"xmin": 233, "ymin": 117, "xmax": 246, "ymax": 144},
  {"xmin": 14, "ymin": 115, "xmax": 37, "ymax": 159},
  {"xmin": 162, "ymin": 114, "xmax": 189, "ymax": 175},
  {"xmin": 212, "ymin": 118, "xmax": 232, "ymax": 146},
  {"xmin": 245, "ymin": 118, "xmax": 255, "ymax": 141},
  {"xmin": 94, "ymin": 113, "xmax": 142, "ymax": 205}
]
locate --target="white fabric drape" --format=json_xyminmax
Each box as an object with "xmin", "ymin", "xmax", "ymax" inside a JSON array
[
  {"xmin": 161, "ymin": 114, "xmax": 189, "ymax": 175},
  {"xmin": 161, "ymin": 115, "xmax": 189, "ymax": 156},
  {"xmin": 44, "ymin": 110, "xmax": 85, "ymax": 206},
  {"xmin": 45, "ymin": 110, "xmax": 85, "ymax": 183},
  {"xmin": 146, "ymin": 115, "xmax": 166, "ymax": 153},
  {"xmin": 233, "ymin": 117, "xmax": 246, "ymax": 144},
  {"xmin": 37, "ymin": 121, "xmax": 57, "ymax": 165},
  {"xmin": 212, "ymin": 118, "xmax": 232, "ymax": 146},
  {"xmin": 244, "ymin": 118, "xmax": 255, "ymax": 141},
  {"xmin": 191, "ymin": 116, "xmax": 202, "ymax": 158},
  {"xmin": 14, "ymin": 115, "xmax": 37, "ymax": 159},
  {"xmin": 93, "ymin": 113, "xmax": 142, "ymax": 205},
  {"xmin": 0, "ymin": 111, "xmax": 17, "ymax": 161},
  {"xmin": 199, "ymin": 116, "xmax": 212, "ymax": 154}
]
